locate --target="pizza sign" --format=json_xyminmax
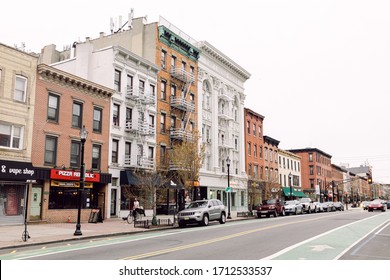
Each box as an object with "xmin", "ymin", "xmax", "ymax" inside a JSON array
[{"xmin": 50, "ymin": 169, "xmax": 100, "ymax": 182}]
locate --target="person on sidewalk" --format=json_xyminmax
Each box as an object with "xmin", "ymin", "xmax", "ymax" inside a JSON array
[{"xmin": 133, "ymin": 198, "xmax": 145, "ymax": 219}]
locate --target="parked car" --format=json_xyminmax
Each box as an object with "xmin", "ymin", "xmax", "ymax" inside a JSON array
[
  {"xmin": 177, "ymin": 199, "xmax": 226, "ymax": 227},
  {"xmin": 320, "ymin": 202, "xmax": 335, "ymax": 212},
  {"xmin": 298, "ymin": 197, "xmax": 317, "ymax": 213},
  {"xmin": 333, "ymin": 202, "xmax": 344, "ymax": 211},
  {"xmin": 313, "ymin": 201, "xmax": 324, "ymax": 212},
  {"xmin": 284, "ymin": 200, "xmax": 304, "ymax": 215},
  {"xmin": 256, "ymin": 199, "xmax": 286, "ymax": 218},
  {"xmin": 361, "ymin": 201, "xmax": 370, "ymax": 210},
  {"xmin": 387, "ymin": 201, "xmax": 390, "ymax": 209},
  {"xmin": 367, "ymin": 200, "xmax": 387, "ymax": 212}
]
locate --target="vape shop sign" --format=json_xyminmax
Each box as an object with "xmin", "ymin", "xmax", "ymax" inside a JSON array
[
  {"xmin": 50, "ymin": 169, "xmax": 100, "ymax": 182},
  {"xmin": 0, "ymin": 160, "xmax": 35, "ymax": 180}
]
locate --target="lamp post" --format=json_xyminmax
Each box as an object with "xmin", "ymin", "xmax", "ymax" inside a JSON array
[
  {"xmin": 288, "ymin": 172, "xmax": 293, "ymax": 200},
  {"xmin": 74, "ymin": 125, "xmax": 88, "ymax": 236},
  {"xmin": 226, "ymin": 156, "xmax": 232, "ymax": 219}
]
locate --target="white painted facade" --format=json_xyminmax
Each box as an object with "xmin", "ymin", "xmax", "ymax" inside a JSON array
[
  {"xmin": 278, "ymin": 149, "xmax": 302, "ymax": 190},
  {"xmin": 196, "ymin": 41, "xmax": 251, "ymax": 212},
  {"xmin": 50, "ymin": 43, "xmax": 159, "ymax": 218}
]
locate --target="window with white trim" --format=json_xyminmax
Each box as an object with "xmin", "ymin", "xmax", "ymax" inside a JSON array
[
  {"xmin": 14, "ymin": 75, "xmax": 27, "ymax": 102},
  {"xmin": 0, "ymin": 123, "xmax": 22, "ymax": 149}
]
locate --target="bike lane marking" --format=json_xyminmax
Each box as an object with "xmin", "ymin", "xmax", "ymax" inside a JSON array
[{"xmin": 263, "ymin": 212, "xmax": 390, "ymax": 260}]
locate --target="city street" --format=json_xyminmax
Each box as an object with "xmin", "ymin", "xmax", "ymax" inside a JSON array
[{"xmin": 1, "ymin": 210, "xmax": 389, "ymax": 260}]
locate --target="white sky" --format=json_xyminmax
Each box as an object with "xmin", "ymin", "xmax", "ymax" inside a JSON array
[{"xmin": 2, "ymin": 0, "xmax": 390, "ymax": 183}]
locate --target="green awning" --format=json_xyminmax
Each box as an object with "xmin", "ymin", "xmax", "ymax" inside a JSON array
[{"xmin": 282, "ymin": 187, "xmax": 306, "ymax": 198}]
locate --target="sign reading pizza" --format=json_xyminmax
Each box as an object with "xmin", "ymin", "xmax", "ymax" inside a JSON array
[{"xmin": 50, "ymin": 169, "xmax": 100, "ymax": 182}]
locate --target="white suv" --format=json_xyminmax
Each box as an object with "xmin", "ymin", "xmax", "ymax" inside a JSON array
[{"xmin": 177, "ymin": 199, "xmax": 226, "ymax": 227}]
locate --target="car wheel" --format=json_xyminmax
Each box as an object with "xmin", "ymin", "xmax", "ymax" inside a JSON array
[
  {"xmin": 294, "ymin": 209, "xmax": 297, "ymax": 215},
  {"xmin": 201, "ymin": 214, "xmax": 209, "ymax": 226},
  {"xmin": 308, "ymin": 207, "xmax": 311, "ymax": 214},
  {"xmin": 257, "ymin": 213, "xmax": 262, "ymax": 218},
  {"xmin": 178, "ymin": 221, "xmax": 186, "ymax": 228},
  {"xmin": 273, "ymin": 210, "xmax": 278, "ymax": 217},
  {"xmin": 219, "ymin": 213, "xmax": 226, "ymax": 224},
  {"xmin": 281, "ymin": 209, "xmax": 285, "ymax": 216}
]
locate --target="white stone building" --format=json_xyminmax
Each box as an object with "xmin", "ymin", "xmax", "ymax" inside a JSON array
[{"xmin": 196, "ymin": 41, "xmax": 251, "ymax": 213}]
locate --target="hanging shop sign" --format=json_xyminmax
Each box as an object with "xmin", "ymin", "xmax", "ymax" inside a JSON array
[
  {"xmin": 0, "ymin": 160, "xmax": 36, "ymax": 180},
  {"xmin": 50, "ymin": 169, "xmax": 100, "ymax": 182}
]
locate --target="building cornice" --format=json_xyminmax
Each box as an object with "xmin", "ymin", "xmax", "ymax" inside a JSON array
[
  {"xmin": 197, "ymin": 41, "xmax": 251, "ymax": 81},
  {"xmin": 37, "ymin": 64, "xmax": 114, "ymax": 98}
]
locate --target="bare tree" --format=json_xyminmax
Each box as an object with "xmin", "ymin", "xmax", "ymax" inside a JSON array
[{"xmin": 170, "ymin": 131, "xmax": 205, "ymax": 202}]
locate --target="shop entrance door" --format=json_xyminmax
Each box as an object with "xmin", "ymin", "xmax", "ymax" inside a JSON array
[
  {"xmin": 110, "ymin": 189, "xmax": 117, "ymax": 217},
  {"xmin": 30, "ymin": 186, "xmax": 42, "ymax": 220}
]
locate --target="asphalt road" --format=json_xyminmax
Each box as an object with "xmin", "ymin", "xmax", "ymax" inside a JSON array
[{"xmin": 1, "ymin": 210, "xmax": 389, "ymax": 260}]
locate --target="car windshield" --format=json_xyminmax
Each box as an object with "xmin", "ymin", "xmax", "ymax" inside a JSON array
[
  {"xmin": 285, "ymin": 201, "xmax": 296, "ymax": 205},
  {"xmin": 371, "ymin": 200, "xmax": 381, "ymax": 204},
  {"xmin": 263, "ymin": 199, "xmax": 276, "ymax": 205},
  {"xmin": 187, "ymin": 201, "xmax": 208, "ymax": 209}
]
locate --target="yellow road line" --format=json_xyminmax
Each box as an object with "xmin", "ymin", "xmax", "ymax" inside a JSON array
[{"xmin": 122, "ymin": 215, "xmax": 326, "ymax": 260}]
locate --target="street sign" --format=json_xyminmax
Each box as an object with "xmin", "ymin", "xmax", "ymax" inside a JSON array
[{"xmin": 225, "ymin": 187, "xmax": 232, "ymax": 192}]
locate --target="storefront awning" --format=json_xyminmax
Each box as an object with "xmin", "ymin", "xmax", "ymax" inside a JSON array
[
  {"xmin": 120, "ymin": 170, "xmax": 140, "ymax": 185},
  {"xmin": 282, "ymin": 187, "xmax": 306, "ymax": 198}
]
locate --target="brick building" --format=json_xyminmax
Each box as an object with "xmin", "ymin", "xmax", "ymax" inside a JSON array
[
  {"xmin": 244, "ymin": 108, "xmax": 264, "ymax": 206},
  {"xmin": 32, "ymin": 64, "xmax": 113, "ymax": 223},
  {"xmin": 289, "ymin": 148, "xmax": 332, "ymax": 201}
]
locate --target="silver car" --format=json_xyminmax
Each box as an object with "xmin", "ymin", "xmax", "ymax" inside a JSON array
[
  {"xmin": 284, "ymin": 200, "xmax": 303, "ymax": 215},
  {"xmin": 177, "ymin": 199, "xmax": 226, "ymax": 227}
]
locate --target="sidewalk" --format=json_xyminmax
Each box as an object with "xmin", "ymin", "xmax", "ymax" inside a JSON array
[{"xmin": 0, "ymin": 214, "xmax": 252, "ymax": 250}]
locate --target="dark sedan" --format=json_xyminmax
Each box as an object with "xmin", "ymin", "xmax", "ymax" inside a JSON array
[{"xmin": 367, "ymin": 200, "xmax": 386, "ymax": 212}]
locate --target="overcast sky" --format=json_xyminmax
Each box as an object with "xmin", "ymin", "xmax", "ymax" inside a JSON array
[{"xmin": 2, "ymin": 0, "xmax": 389, "ymax": 183}]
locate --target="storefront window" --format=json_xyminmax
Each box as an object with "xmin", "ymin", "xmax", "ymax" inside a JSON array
[{"xmin": 49, "ymin": 187, "xmax": 91, "ymax": 209}]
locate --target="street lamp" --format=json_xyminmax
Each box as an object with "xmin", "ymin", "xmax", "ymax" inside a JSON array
[
  {"xmin": 74, "ymin": 125, "xmax": 88, "ymax": 236},
  {"xmin": 288, "ymin": 172, "xmax": 293, "ymax": 200},
  {"xmin": 226, "ymin": 156, "xmax": 232, "ymax": 219}
]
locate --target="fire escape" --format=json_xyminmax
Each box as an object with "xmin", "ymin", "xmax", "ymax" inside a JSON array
[
  {"xmin": 169, "ymin": 67, "xmax": 195, "ymax": 142},
  {"xmin": 124, "ymin": 83, "xmax": 156, "ymax": 170}
]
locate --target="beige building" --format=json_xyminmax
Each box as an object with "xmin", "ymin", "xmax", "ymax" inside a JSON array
[{"xmin": 0, "ymin": 43, "xmax": 38, "ymax": 224}]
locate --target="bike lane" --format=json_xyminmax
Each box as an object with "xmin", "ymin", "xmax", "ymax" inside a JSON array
[{"xmin": 264, "ymin": 212, "xmax": 390, "ymax": 260}]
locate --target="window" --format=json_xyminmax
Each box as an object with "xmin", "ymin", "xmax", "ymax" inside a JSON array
[
  {"xmin": 113, "ymin": 104, "xmax": 120, "ymax": 126},
  {"xmin": 182, "ymin": 61, "xmax": 186, "ymax": 71},
  {"xmin": 254, "ymin": 144, "xmax": 257, "ymax": 157},
  {"xmin": 161, "ymin": 50, "xmax": 166, "ymax": 69},
  {"xmin": 127, "ymin": 75, "xmax": 133, "ymax": 92},
  {"xmin": 160, "ymin": 145, "xmax": 166, "ymax": 165},
  {"xmin": 93, "ymin": 107, "xmax": 102, "ymax": 133},
  {"xmin": 92, "ymin": 144, "xmax": 101, "ymax": 170},
  {"xmin": 125, "ymin": 142, "xmax": 131, "ymax": 164},
  {"xmin": 150, "ymin": 84, "xmax": 155, "ymax": 96},
  {"xmin": 171, "ymin": 84, "xmax": 176, "ymax": 97},
  {"xmin": 160, "ymin": 80, "xmax": 166, "ymax": 100},
  {"xmin": 112, "ymin": 139, "xmax": 119, "ymax": 164},
  {"xmin": 70, "ymin": 140, "xmax": 81, "ymax": 167},
  {"xmin": 171, "ymin": 55, "xmax": 176, "ymax": 68},
  {"xmin": 47, "ymin": 93, "xmax": 60, "ymax": 122},
  {"xmin": 14, "ymin": 75, "xmax": 27, "ymax": 102},
  {"xmin": 0, "ymin": 123, "xmax": 22, "ymax": 149},
  {"xmin": 114, "ymin": 69, "xmax": 121, "ymax": 92},
  {"xmin": 235, "ymin": 138, "xmax": 238, "ymax": 150},
  {"xmin": 139, "ymin": 80, "xmax": 145, "ymax": 94},
  {"xmin": 258, "ymin": 126, "xmax": 262, "ymax": 137},
  {"xmin": 44, "ymin": 135, "xmax": 57, "ymax": 165},
  {"xmin": 160, "ymin": 113, "xmax": 166, "ymax": 133},
  {"xmin": 309, "ymin": 153, "xmax": 313, "ymax": 162},
  {"xmin": 72, "ymin": 102, "xmax": 83, "ymax": 128},
  {"xmin": 247, "ymin": 142, "xmax": 251, "ymax": 155},
  {"xmin": 148, "ymin": 146, "xmax": 154, "ymax": 161},
  {"xmin": 309, "ymin": 165, "xmax": 314, "ymax": 175},
  {"xmin": 259, "ymin": 146, "xmax": 263, "ymax": 158},
  {"xmin": 247, "ymin": 121, "xmax": 250, "ymax": 133},
  {"xmin": 254, "ymin": 165, "xmax": 258, "ymax": 179},
  {"xmin": 253, "ymin": 124, "xmax": 256, "ymax": 135},
  {"xmin": 269, "ymin": 149, "xmax": 273, "ymax": 162}
]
